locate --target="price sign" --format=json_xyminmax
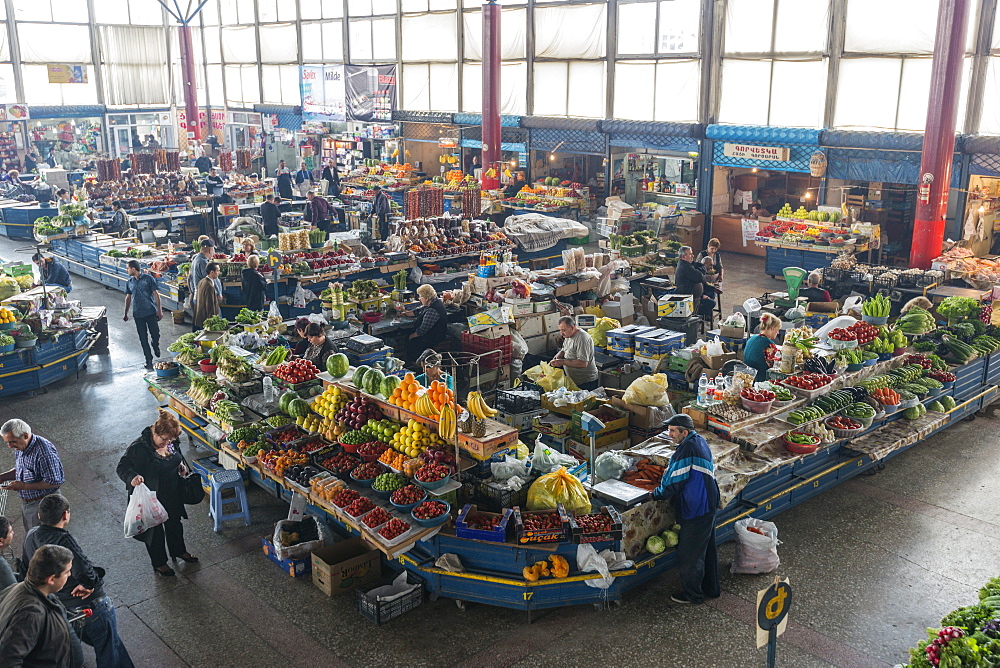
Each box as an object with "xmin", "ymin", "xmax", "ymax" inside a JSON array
[
  {"xmin": 267, "ymin": 249, "xmax": 282, "ymax": 268},
  {"xmin": 757, "ymin": 577, "xmax": 792, "ymax": 667},
  {"xmin": 742, "ymin": 218, "xmax": 760, "ymax": 247}
]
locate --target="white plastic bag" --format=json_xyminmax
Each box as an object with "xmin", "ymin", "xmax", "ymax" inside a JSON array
[
  {"xmin": 273, "ymin": 515, "xmax": 328, "ymax": 560},
  {"xmin": 366, "ymin": 571, "xmax": 420, "ymax": 602},
  {"xmin": 705, "ymin": 337, "xmax": 724, "ymax": 356},
  {"xmin": 123, "ymin": 483, "xmax": 169, "ymax": 538},
  {"xmin": 530, "ymin": 439, "xmax": 578, "ymax": 475},
  {"xmin": 730, "ymin": 517, "xmax": 781, "ymax": 574},
  {"xmin": 594, "ymin": 451, "xmax": 632, "ymax": 481},
  {"xmin": 268, "ymin": 301, "xmax": 281, "ymax": 321},
  {"xmin": 577, "ymin": 545, "xmax": 632, "ymax": 589},
  {"xmin": 490, "ymin": 455, "xmax": 530, "ymax": 481}
]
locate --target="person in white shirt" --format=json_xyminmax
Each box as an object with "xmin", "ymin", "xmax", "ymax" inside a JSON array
[{"xmin": 549, "ymin": 316, "xmax": 599, "ymax": 390}]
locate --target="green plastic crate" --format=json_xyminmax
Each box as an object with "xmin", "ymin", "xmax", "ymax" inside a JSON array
[{"xmin": 567, "ymin": 235, "xmax": 590, "ymax": 245}]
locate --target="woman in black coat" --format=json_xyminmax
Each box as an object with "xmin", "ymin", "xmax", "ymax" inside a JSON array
[
  {"xmin": 116, "ymin": 411, "xmax": 198, "ymax": 577},
  {"xmin": 241, "ymin": 255, "xmax": 267, "ymax": 311}
]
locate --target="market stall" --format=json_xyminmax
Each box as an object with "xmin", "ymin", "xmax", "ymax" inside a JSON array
[{"xmin": 0, "ymin": 279, "xmax": 105, "ymax": 398}]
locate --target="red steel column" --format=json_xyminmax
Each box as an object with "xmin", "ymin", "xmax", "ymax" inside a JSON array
[
  {"xmin": 178, "ymin": 25, "xmax": 201, "ymax": 143},
  {"xmin": 482, "ymin": 0, "xmax": 501, "ymax": 190},
  {"xmin": 911, "ymin": 0, "xmax": 970, "ymax": 268}
]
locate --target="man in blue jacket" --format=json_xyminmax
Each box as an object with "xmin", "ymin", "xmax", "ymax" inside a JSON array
[{"xmin": 652, "ymin": 414, "xmax": 721, "ymax": 604}]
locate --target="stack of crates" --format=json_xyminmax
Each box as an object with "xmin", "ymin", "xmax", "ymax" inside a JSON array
[
  {"xmin": 634, "ymin": 329, "xmax": 685, "ymax": 360},
  {"xmin": 606, "ymin": 325, "xmax": 656, "ymax": 359},
  {"xmin": 461, "ymin": 331, "xmax": 512, "ymax": 370},
  {"xmin": 495, "ymin": 388, "xmax": 544, "ymax": 432}
]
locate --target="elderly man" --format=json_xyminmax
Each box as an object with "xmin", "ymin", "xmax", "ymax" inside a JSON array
[
  {"xmin": 0, "ymin": 419, "xmax": 65, "ymax": 534},
  {"xmin": 673, "ymin": 245, "xmax": 719, "ymax": 319},
  {"xmin": 550, "ymin": 315, "xmax": 599, "ymax": 391},
  {"xmin": 652, "ymin": 414, "xmax": 721, "ymax": 605}
]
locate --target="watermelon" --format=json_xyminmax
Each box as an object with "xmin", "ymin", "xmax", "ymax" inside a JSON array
[
  {"xmin": 940, "ymin": 395, "xmax": 956, "ymax": 411},
  {"xmin": 287, "ymin": 398, "xmax": 311, "ymax": 418},
  {"xmin": 365, "ymin": 368, "xmax": 385, "ymax": 395},
  {"xmin": 381, "ymin": 375, "xmax": 400, "ymax": 397},
  {"xmin": 278, "ymin": 391, "xmax": 297, "ymax": 413},
  {"xmin": 927, "ymin": 400, "xmax": 944, "ymax": 412},
  {"xmin": 353, "ymin": 365, "xmax": 371, "ymax": 389},
  {"xmin": 326, "ymin": 353, "xmax": 349, "ymax": 378},
  {"xmin": 902, "ymin": 406, "xmax": 921, "ymax": 420}
]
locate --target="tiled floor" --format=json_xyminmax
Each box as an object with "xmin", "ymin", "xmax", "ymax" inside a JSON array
[{"xmin": 1, "ymin": 236, "xmax": 996, "ymax": 667}]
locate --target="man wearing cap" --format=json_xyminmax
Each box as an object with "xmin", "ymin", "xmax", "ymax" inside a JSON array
[{"xmin": 652, "ymin": 414, "xmax": 721, "ymax": 605}]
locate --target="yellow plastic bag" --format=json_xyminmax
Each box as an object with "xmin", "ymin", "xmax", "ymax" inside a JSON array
[
  {"xmin": 527, "ymin": 467, "xmax": 592, "ymax": 515},
  {"xmin": 524, "ymin": 362, "xmax": 580, "ymax": 392},
  {"xmin": 622, "ymin": 373, "xmax": 671, "ymax": 407},
  {"xmin": 587, "ymin": 317, "xmax": 621, "ymax": 348}
]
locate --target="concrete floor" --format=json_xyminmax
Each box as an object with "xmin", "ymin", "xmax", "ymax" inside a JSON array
[{"xmin": 1, "ymin": 235, "xmax": 997, "ymax": 668}]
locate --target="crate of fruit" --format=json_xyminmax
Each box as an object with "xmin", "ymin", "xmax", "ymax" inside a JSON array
[
  {"xmin": 314, "ymin": 450, "xmax": 361, "ymax": 476},
  {"xmin": 266, "ymin": 425, "xmax": 309, "ymax": 449},
  {"xmin": 512, "ymin": 504, "xmax": 570, "ymax": 545},
  {"xmin": 568, "ymin": 506, "xmax": 624, "ymax": 544},
  {"xmin": 455, "ymin": 504, "xmax": 514, "ymax": 543}
]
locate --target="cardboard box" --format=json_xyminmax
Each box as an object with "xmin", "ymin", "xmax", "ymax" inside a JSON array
[
  {"xmin": 602, "ymin": 293, "xmax": 636, "ymax": 322},
  {"xmin": 609, "ymin": 395, "xmax": 673, "ymax": 430},
  {"xmin": 533, "ymin": 299, "xmax": 553, "ymax": 313},
  {"xmin": 576, "ymin": 278, "xmax": 598, "ymax": 293},
  {"xmin": 543, "ymin": 312, "xmax": 562, "ymax": 333},
  {"xmin": 473, "ymin": 323, "xmax": 511, "ymax": 339},
  {"xmin": 514, "ymin": 313, "xmax": 545, "ymax": 338},
  {"xmin": 605, "ymin": 196, "xmax": 634, "ymax": 220},
  {"xmin": 719, "ymin": 326, "xmax": 747, "ymax": 339},
  {"xmin": 600, "ymin": 369, "xmax": 644, "ymax": 390},
  {"xmin": 471, "ymin": 275, "xmax": 514, "ymax": 294},
  {"xmin": 525, "ymin": 334, "xmax": 549, "ymax": 356},
  {"xmin": 682, "ymin": 405, "xmax": 708, "ymax": 429},
  {"xmin": 504, "ymin": 298, "xmax": 534, "ymax": 316},
  {"xmin": 311, "ymin": 537, "xmax": 381, "ymax": 596},
  {"xmin": 553, "ymin": 280, "xmax": 578, "ymax": 297},
  {"xmin": 657, "ymin": 295, "xmax": 695, "ymax": 318},
  {"xmin": 701, "ymin": 352, "xmax": 737, "ymax": 370},
  {"xmin": 262, "ymin": 537, "xmax": 311, "ymax": 577}
]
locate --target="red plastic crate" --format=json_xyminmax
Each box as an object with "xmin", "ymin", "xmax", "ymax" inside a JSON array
[{"xmin": 461, "ymin": 332, "xmax": 512, "ymax": 370}]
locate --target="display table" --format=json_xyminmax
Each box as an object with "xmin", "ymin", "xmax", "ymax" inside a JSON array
[{"xmin": 710, "ymin": 214, "xmax": 765, "ymax": 258}]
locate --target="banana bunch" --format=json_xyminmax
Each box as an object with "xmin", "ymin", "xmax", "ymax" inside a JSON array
[
  {"xmin": 466, "ymin": 391, "xmax": 497, "ymax": 420},
  {"xmin": 438, "ymin": 404, "xmax": 456, "ymax": 440},
  {"xmin": 414, "ymin": 392, "xmax": 437, "ymax": 417}
]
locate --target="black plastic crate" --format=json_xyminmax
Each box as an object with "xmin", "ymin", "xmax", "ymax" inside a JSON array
[
  {"xmin": 472, "ymin": 478, "xmax": 529, "ymax": 513},
  {"xmin": 355, "ymin": 580, "xmax": 424, "ymax": 624},
  {"xmin": 496, "ymin": 388, "xmax": 541, "ymax": 413}
]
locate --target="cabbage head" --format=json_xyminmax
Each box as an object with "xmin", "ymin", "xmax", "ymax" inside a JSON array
[{"xmin": 645, "ymin": 535, "xmax": 666, "ymax": 554}]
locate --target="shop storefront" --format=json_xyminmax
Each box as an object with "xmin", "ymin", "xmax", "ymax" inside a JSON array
[
  {"xmin": 820, "ymin": 130, "xmax": 965, "ymax": 264},
  {"xmin": 524, "ymin": 119, "xmax": 605, "ymax": 195},
  {"xmin": 0, "ymin": 103, "xmax": 31, "ymax": 173},
  {"xmin": 27, "ymin": 105, "xmax": 104, "ymax": 171},
  {"xmin": 706, "ymin": 125, "xmax": 823, "ymax": 259},
  {"xmin": 602, "ymin": 120, "xmax": 702, "ymax": 211},
  {"xmin": 106, "ymin": 110, "xmax": 176, "ymax": 157}
]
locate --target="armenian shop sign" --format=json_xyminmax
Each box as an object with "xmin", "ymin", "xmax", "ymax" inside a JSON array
[{"xmin": 723, "ymin": 143, "xmax": 790, "ymax": 162}]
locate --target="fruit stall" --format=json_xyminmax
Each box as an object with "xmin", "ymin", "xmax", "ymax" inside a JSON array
[
  {"xmin": 500, "ymin": 181, "xmax": 590, "ymax": 220},
  {"xmin": 132, "ymin": 277, "xmax": 1000, "ymax": 623},
  {"xmin": 0, "ymin": 283, "xmax": 105, "ymax": 398},
  {"xmin": 754, "ymin": 206, "xmax": 881, "ymax": 278}
]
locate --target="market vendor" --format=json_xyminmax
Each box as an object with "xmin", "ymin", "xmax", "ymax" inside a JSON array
[
  {"xmin": 696, "ymin": 238, "xmax": 724, "ymax": 282},
  {"xmin": 504, "ymin": 172, "xmax": 527, "ymax": 198},
  {"xmin": 239, "ymin": 237, "xmax": 256, "ymax": 256},
  {"xmin": 292, "ymin": 317, "xmax": 312, "ymax": 357},
  {"xmin": 652, "ymin": 414, "xmax": 720, "ymax": 605},
  {"xmin": 743, "ymin": 312, "xmax": 781, "ymax": 381},
  {"xmin": 797, "ymin": 271, "xmax": 832, "ymax": 303},
  {"xmin": 31, "ymin": 253, "xmax": 72, "ymax": 294},
  {"xmin": 300, "ymin": 322, "xmax": 336, "ymax": 369},
  {"xmin": 403, "ymin": 285, "xmax": 448, "ymax": 362},
  {"xmin": 415, "ymin": 349, "xmax": 455, "ymax": 391},
  {"xmin": 748, "ymin": 201, "xmax": 770, "ymax": 219},
  {"xmin": 275, "ymin": 160, "xmax": 294, "ymax": 200},
  {"xmin": 550, "ymin": 315, "xmax": 599, "ymax": 391},
  {"xmin": 261, "ymin": 194, "xmax": 281, "ymax": 237},
  {"xmin": 241, "ymin": 255, "xmax": 266, "ymax": 311}
]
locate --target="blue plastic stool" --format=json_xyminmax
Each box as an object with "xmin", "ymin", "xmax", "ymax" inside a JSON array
[{"xmin": 208, "ymin": 469, "xmax": 250, "ymax": 532}]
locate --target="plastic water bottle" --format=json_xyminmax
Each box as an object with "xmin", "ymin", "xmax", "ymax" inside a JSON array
[
  {"xmin": 698, "ymin": 373, "xmax": 709, "ymax": 405},
  {"xmin": 706, "ymin": 377, "xmax": 717, "ymax": 404},
  {"xmin": 263, "ymin": 376, "xmax": 274, "ymax": 405}
]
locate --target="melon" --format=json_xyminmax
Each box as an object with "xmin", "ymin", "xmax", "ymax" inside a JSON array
[
  {"xmin": 287, "ymin": 398, "xmax": 311, "ymax": 418},
  {"xmin": 365, "ymin": 368, "xmax": 385, "ymax": 395},
  {"xmin": 327, "ymin": 353, "xmax": 349, "ymax": 378},
  {"xmin": 381, "ymin": 375, "xmax": 400, "ymax": 397},
  {"xmin": 353, "ymin": 365, "xmax": 371, "ymax": 389},
  {"xmin": 278, "ymin": 391, "xmax": 297, "ymax": 413}
]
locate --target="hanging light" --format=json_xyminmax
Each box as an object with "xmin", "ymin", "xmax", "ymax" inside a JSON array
[
  {"xmin": 979, "ymin": 206, "xmax": 986, "ymax": 214},
  {"xmin": 549, "ymin": 154, "xmax": 555, "ymax": 161},
  {"xmin": 804, "ymin": 191, "xmax": 813, "ymax": 199},
  {"xmin": 751, "ymin": 167, "xmax": 758, "ymax": 173}
]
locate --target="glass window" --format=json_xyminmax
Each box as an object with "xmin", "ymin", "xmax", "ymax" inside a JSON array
[
  {"xmin": 533, "ymin": 61, "xmax": 603, "ymax": 117},
  {"xmin": 723, "ymin": 0, "xmax": 774, "ymax": 56},
  {"xmin": 768, "ymin": 59, "xmax": 826, "ymax": 128},
  {"xmin": 349, "ymin": 20, "xmax": 373, "ymax": 60},
  {"xmin": 17, "ymin": 24, "xmax": 91, "ymax": 63},
  {"xmin": 0, "ymin": 64, "xmax": 15, "ymax": 103},
  {"xmin": 463, "ymin": 8, "xmax": 526, "ymax": 61},
  {"xmin": 614, "ymin": 61, "xmax": 655, "ymax": 120},
  {"xmin": 658, "ymin": 0, "xmax": 700, "ymax": 54},
  {"xmin": 402, "ymin": 64, "xmax": 431, "ymax": 110},
  {"xmin": 258, "ymin": 0, "xmax": 278, "ymax": 23},
  {"xmin": 221, "ymin": 26, "xmax": 257, "ymax": 63},
  {"xmin": 0, "ymin": 24, "xmax": 7, "ymax": 61},
  {"xmin": 22, "ymin": 64, "xmax": 98, "ymax": 104},
  {"xmin": 262, "ymin": 65, "xmax": 300, "ymax": 104},
  {"xmin": 372, "ymin": 18, "xmax": 396, "ymax": 60},
  {"xmin": 654, "ymin": 59, "xmax": 700, "ymax": 122},
  {"xmin": 718, "ymin": 59, "xmax": 771, "ymax": 125},
  {"xmin": 204, "ymin": 27, "xmax": 222, "ymax": 63},
  {"xmin": 259, "ymin": 23, "xmax": 297, "ymax": 63},
  {"xmin": 200, "ymin": 0, "xmax": 219, "ymax": 26},
  {"xmin": 302, "ymin": 24, "xmax": 323, "ymax": 61},
  {"xmin": 402, "ymin": 14, "xmax": 457, "ymax": 61},
  {"xmin": 235, "ymin": 0, "xmax": 256, "ymax": 24},
  {"xmin": 844, "ymin": 0, "xmax": 935, "ymax": 54},
  {"xmin": 533, "ymin": 62, "xmax": 568, "ymax": 116},
  {"xmin": 835, "ymin": 57, "xmax": 902, "ymax": 129},
  {"xmin": 127, "ymin": 0, "xmax": 164, "ymax": 25},
  {"xmin": 773, "ymin": 0, "xmax": 829, "ymax": 53},
  {"xmin": 324, "ymin": 21, "xmax": 344, "ymax": 61},
  {"xmin": 206, "ymin": 63, "xmax": 225, "ymax": 106},
  {"xmin": 94, "ymin": 0, "xmax": 129, "ymax": 23},
  {"xmin": 225, "ymin": 64, "xmax": 260, "ymax": 105},
  {"xmin": 617, "ymin": 4, "xmax": 656, "ymax": 56},
  {"xmin": 534, "ymin": 4, "xmax": 606, "ymax": 59},
  {"xmin": 463, "ymin": 61, "xmax": 526, "ymax": 114}
]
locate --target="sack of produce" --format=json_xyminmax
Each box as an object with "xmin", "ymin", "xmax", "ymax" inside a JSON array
[
  {"xmin": 524, "ymin": 362, "xmax": 579, "ymax": 392},
  {"xmin": 622, "ymin": 373, "xmax": 670, "ymax": 407},
  {"xmin": 272, "ymin": 515, "xmax": 327, "ymax": 560},
  {"xmin": 527, "ymin": 467, "xmax": 592, "ymax": 516},
  {"xmin": 730, "ymin": 517, "xmax": 781, "ymax": 575},
  {"xmin": 123, "ymin": 483, "xmax": 169, "ymax": 538},
  {"xmin": 594, "ymin": 451, "xmax": 632, "ymax": 482},
  {"xmin": 587, "ymin": 317, "xmax": 621, "ymax": 348}
]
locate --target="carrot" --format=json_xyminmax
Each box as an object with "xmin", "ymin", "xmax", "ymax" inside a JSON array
[{"xmin": 636, "ymin": 458, "xmax": 650, "ymax": 466}]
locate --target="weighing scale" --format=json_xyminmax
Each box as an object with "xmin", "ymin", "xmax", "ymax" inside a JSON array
[
  {"xmin": 576, "ymin": 314, "xmax": 597, "ymax": 329},
  {"xmin": 772, "ymin": 267, "xmax": 808, "ymax": 309}
]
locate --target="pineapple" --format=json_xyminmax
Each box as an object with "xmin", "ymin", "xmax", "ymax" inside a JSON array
[{"xmin": 472, "ymin": 417, "xmax": 486, "ymax": 438}]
